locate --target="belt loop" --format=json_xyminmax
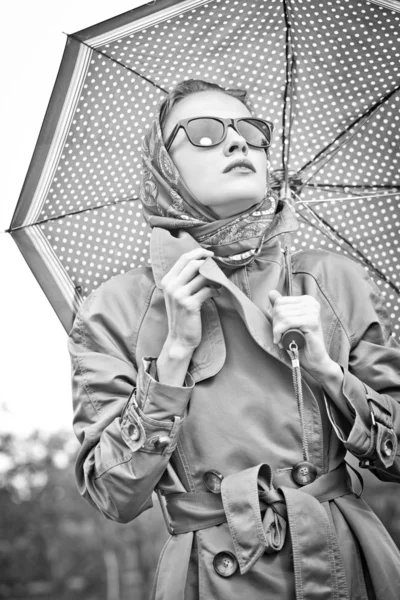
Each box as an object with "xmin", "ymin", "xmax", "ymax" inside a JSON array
[
  {"xmin": 344, "ymin": 460, "xmax": 364, "ymax": 498},
  {"xmin": 156, "ymin": 488, "xmax": 175, "ymax": 535}
]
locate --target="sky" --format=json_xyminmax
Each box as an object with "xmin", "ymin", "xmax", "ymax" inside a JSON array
[{"xmin": 0, "ymin": 0, "xmax": 148, "ymax": 434}]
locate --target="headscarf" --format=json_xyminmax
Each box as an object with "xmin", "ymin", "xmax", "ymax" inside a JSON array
[{"xmin": 139, "ymin": 107, "xmax": 279, "ymax": 268}]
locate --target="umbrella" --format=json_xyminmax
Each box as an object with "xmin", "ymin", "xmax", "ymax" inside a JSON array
[{"xmin": 8, "ymin": 0, "xmax": 400, "ymax": 333}]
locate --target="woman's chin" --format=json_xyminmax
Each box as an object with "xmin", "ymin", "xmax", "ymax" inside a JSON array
[{"xmin": 209, "ymin": 196, "xmax": 261, "ymax": 219}]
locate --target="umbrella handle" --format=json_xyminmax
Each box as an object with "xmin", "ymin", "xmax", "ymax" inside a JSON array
[
  {"xmin": 281, "ymin": 328, "xmax": 306, "ymax": 351},
  {"xmin": 281, "ymin": 242, "xmax": 307, "ymax": 351}
]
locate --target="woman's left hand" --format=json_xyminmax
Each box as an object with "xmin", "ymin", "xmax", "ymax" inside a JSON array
[{"xmin": 268, "ymin": 290, "xmax": 333, "ymax": 377}]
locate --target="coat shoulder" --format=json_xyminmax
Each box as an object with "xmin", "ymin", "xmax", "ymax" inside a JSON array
[
  {"xmin": 70, "ymin": 267, "xmax": 156, "ymax": 334},
  {"xmin": 291, "ymin": 248, "xmax": 371, "ymax": 293},
  {"xmin": 291, "ymin": 249, "xmax": 393, "ymax": 342}
]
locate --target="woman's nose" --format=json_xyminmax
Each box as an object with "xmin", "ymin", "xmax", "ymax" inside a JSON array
[{"xmin": 223, "ymin": 126, "xmax": 249, "ymax": 156}]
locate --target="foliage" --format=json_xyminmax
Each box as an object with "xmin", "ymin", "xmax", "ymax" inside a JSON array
[{"xmin": 0, "ymin": 430, "xmax": 168, "ymax": 600}]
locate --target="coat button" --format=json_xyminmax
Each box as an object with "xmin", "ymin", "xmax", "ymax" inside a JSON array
[
  {"xmin": 381, "ymin": 438, "xmax": 394, "ymax": 458},
  {"xmin": 203, "ymin": 470, "xmax": 224, "ymax": 494},
  {"xmin": 153, "ymin": 436, "xmax": 171, "ymax": 450},
  {"xmin": 213, "ymin": 551, "xmax": 238, "ymax": 577},
  {"xmin": 127, "ymin": 422, "xmax": 140, "ymax": 441},
  {"xmin": 359, "ymin": 458, "xmax": 375, "ymax": 469},
  {"xmin": 292, "ymin": 461, "xmax": 317, "ymax": 486}
]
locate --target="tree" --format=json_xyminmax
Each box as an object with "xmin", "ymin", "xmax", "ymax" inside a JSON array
[{"xmin": 0, "ymin": 430, "xmax": 168, "ymax": 600}]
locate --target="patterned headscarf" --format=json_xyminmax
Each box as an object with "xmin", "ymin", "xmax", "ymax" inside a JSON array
[{"xmin": 139, "ymin": 107, "xmax": 279, "ymax": 268}]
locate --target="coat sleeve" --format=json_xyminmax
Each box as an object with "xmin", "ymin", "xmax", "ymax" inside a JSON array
[
  {"xmin": 68, "ymin": 273, "xmax": 194, "ymax": 523},
  {"xmin": 323, "ymin": 263, "xmax": 400, "ymax": 483}
]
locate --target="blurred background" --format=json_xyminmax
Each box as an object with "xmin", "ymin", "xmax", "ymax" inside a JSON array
[
  {"xmin": 0, "ymin": 430, "xmax": 168, "ymax": 600},
  {"xmin": 0, "ymin": 2, "xmax": 399, "ymax": 599},
  {"xmin": 0, "ymin": 3, "xmax": 170, "ymax": 599}
]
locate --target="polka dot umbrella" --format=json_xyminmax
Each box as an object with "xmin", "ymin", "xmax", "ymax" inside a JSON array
[{"xmin": 7, "ymin": 0, "xmax": 400, "ymax": 333}]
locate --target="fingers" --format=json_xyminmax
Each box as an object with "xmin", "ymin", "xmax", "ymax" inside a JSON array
[
  {"xmin": 160, "ymin": 248, "xmax": 218, "ymax": 351},
  {"xmin": 161, "ymin": 248, "xmax": 220, "ymax": 314},
  {"xmin": 161, "ymin": 249, "xmax": 215, "ymax": 295},
  {"xmin": 192, "ymin": 285, "xmax": 220, "ymax": 305},
  {"xmin": 269, "ymin": 291, "xmax": 321, "ymax": 315},
  {"xmin": 177, "ymin": 259, "xmax": 212, "ymax": 286},
  {"xmin": 268, "ymin": 291, "xmax": 321, "ymax": 344},
  {"xmin": 184, "ymin": 273, "xmax": 215, "ymax": 295},
  {"xmin": 272, "ymin": 317, "xmax": 307, "ymax": 345},
  {"xmin": 165, "ymin": 248, "xmax": 214, "ymax": 282},
  {"xmin": 269, "ymin": 290, "xmax": 309, "ymax": 306},
  {"xmin": 268, "ymin": 290, "xmax": 282, "ymax": 306}
]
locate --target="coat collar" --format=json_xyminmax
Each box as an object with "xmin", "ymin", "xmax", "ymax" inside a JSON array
[
  {"xmin": 150, "ymin": 202, "xmax": 299, "ymax": 287},
  {"xmin": 149, "ymin": 204, "xmax": 297, "ymax": 374}
]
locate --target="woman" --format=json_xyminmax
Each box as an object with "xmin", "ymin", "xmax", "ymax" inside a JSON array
[{"xmin": 69, "ymin": 80, "xmax": 400, "ymax": 599}]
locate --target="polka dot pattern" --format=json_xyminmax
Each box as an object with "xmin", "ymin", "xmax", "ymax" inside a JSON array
[
  {"xmin": 293, "ymin": 188, "xmax": 399, "ymax": 332},
  {"xmin": 24, "ymin": 0, "xmax": 399, "ymax": 333},
  {"xmin": 40, "ymin": 62, "xmax": 165, "ymax": 218},
  {"xmin": 290, "ymin": 0, "xmax": 400, "ymax": 174},
  {"xmin": 41, "ymin": 201, "xmax": 151, "ymax": 295},
  {"xmin": 308, "ymin": 93, "xmax": 400, "ymax": 188}
]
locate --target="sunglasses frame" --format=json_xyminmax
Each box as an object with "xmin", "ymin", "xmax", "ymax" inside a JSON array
[{"xmin": 164, "ymin": 116, "xmax": 274, "ymax": 152}]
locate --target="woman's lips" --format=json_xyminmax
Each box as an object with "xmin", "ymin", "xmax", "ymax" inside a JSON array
[
  {"xmin": 223, "ymin": 158, "xmax": 256, "ymax": 173},
  {"xmin": 229, "ymin": 166, "xmax": 254, "ymax": 173}
]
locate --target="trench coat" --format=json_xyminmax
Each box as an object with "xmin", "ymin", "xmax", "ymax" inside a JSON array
[{"xmin": 69, "ymin": 204, "xmax": 400, "ymax": 600}]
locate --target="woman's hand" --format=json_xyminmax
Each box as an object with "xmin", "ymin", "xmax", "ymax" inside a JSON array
[
  {"xmin": 268, "ymin": 290, "xmax": 334, "ymax": 378},
  {"xmin": 161, "ymin": 247, "xmax": 219, "ymax": 352},
  {"xmin": 156, "ymin": 248, "xmax": 219, "ymax": 386}
]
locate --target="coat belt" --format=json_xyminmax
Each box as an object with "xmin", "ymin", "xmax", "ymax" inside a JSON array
[{"xmin": 161, "ymin": 463, "xmax": 357, "ymax": 600}]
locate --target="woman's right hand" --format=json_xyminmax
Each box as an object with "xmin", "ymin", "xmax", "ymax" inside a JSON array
[{"xmin": 160, "ymin": 248, "xmax": 219, "ymax": 352}]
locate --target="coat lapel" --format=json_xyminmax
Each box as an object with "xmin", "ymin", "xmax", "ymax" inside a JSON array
[
  {"xmin": 198, "ymin": 257, "xmax": 291, "ymax": 367},
  {"xmin": 150, "ymin": 228, "xmax": 226, "ymax": 383},
  {"xmin": 150, "ymin": 226, "xmax": 293, "ymax": 374}
]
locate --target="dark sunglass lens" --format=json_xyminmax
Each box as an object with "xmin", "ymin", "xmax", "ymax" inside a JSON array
[
  {"xmin": 187, "ymin": 118, "xmax": 224, "ymax": 146},
  {"xmin": 237, "ymin": 119, "xmax": 271, "ymax": 147}
]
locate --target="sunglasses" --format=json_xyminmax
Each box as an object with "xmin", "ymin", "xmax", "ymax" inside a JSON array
[{"xmin": 164, "ymin": 116, "xmax": 274, "ymax": 152}]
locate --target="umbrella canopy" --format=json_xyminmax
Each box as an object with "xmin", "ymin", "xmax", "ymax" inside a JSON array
[{"xmin": 8, "ymin": 0, "xmax": 400, "ymax": 333}]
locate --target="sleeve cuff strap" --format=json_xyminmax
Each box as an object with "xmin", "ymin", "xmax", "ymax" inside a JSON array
[
  {"xmin": 137, "ymin": 357, "xmax": 195, "ymax": 421},
  {"xmin": 340, "ymin": 368, "xmax": 374, "ymax": 432}
]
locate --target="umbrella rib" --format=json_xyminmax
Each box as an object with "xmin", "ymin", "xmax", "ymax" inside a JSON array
[
  {"xmin": 281, "ymin": 0, "xmax": 296, "ymax": 199},
  {"xmin": 300, "ymin": 188, "xmax": 400, "ymax": 202},
  {"xmin": 305, "ymin": 184, "xmax": 400, "ymax": 190},
  {"xmin": 5, "ymin": 196, "xmax": 142, "ymax": 233},
  {"xmin": 297, "ymin": 82, "xmax": 400, "ymax": 183},
  {"xmin": 68, "ymin": 33, "xmax": 169, "ymax": 94},
  {"xmin": 300, "ymin": 195, "xmax": 400, "ymax": 205},
  {"xmin": 298, "ymin": 191, "xmax": 399, "ymax": 204},
  {"xmin": 296, "ymin": 200, "xmax": 400, "ymax": 294}
]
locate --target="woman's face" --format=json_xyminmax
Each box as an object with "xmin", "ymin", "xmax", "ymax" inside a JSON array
[{"xmin": 163, "ymin": 91, "xmax": 269, "ymax": 219}]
